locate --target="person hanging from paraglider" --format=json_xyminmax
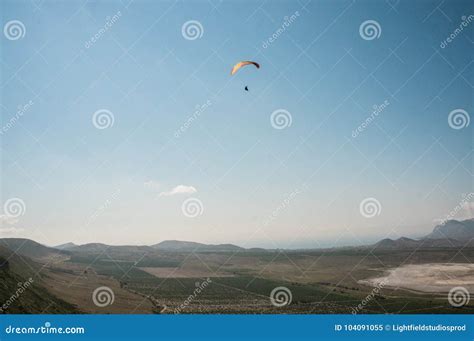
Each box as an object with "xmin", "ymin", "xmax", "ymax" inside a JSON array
[{"xmin": 231, "ymin": 61, "xmax": 260, "ymax": 91}]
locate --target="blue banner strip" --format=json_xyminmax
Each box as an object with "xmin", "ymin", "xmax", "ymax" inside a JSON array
[{"xmin": 0, "ymin": 314, "xmax": 472, "ymax": 340}]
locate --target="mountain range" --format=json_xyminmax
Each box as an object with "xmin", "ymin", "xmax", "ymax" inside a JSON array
[
  {"xmin": 372, "ymin": 218, "xmax": 474, "ymax": 250},
  {"xmin": 0, "ymin": 219, "xmax": 472, "ymax": 256}
]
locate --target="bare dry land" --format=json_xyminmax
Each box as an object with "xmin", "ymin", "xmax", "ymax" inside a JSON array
[
  {"xmin": 359, "ymin": 263, "xmax": 474, "ymax": 293},
  {"xmin": 2, "ymin": 239, "xmax": 474, "ymax": 314}
]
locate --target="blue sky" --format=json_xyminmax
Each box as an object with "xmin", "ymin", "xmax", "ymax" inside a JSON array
[{"xmin": 1, "ymin": 0, "xmax": 473, "ymax": 247}]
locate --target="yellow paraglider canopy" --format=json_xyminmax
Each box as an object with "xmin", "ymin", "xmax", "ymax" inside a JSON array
[{"xmin": 231, "ymin": 61, "xmax": 260, "ymax": 75}]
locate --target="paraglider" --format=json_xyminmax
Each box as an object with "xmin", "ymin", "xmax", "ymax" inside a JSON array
[
  {"xmin": 230, "ymin": 61, "xmax": 260, "ymax": 75},
  {"xmin": 231, "ymin": 61, "xmax": 260, "ymax": 91}
]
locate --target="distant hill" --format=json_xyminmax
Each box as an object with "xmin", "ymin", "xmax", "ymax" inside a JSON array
[
  {"xmin": 0, "ymin": 238, "xmax": 69, "ymax": 261},
  {"xmin": 63, "ymin": 242, "xmax": 108, "ymax": 252},
  {"xmin": 424, "ymin": 219, "xmax": 474, "ymax": 241},
  {"xmin": 152, "ymin": 240, "xmax": 244, "ymax": 252},
  {"xmin": 373, "ymin": 237, "xmax": 420, "ymax": 249},
  {"xmin": 51, "ymin": 240, "xmax": 243, "ymax": 253},
  {"xmin": 53, "ymin": 242, "xmax": 77, "ymax": 250},
  {"xmin": 372, "ymin": 219, "xmax": 474, "ymax": 250},
  {"xmin": 11, "ymin": 219, "xmax": 474, "ymax": 255},
  {"xmin": 372, "ymin": 237, "xmax": 467, "ymax": 250},
  {"xmin": 68, "ymin": 243, "xmax": 154, "ymax": 253}
]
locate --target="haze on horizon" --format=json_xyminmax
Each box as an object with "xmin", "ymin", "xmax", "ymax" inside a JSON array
[{"xmin": 1, "ymin": 0, "xmax": 473, "ymax": 249}]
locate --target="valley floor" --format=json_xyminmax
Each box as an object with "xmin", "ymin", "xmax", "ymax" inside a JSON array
[{"xmin": 2, "ymin": 244, "xmax": 474, "ymax": 314}]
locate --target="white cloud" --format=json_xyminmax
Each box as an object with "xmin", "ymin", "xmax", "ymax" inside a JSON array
[{"xmin": 159, "ymin": 185, "xmax": 197, "ymax": 197}]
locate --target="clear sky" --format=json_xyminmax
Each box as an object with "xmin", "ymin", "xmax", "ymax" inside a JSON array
[{"xmin": 1, "ymin": 0, "xmax": 473, "ymax": 248}]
